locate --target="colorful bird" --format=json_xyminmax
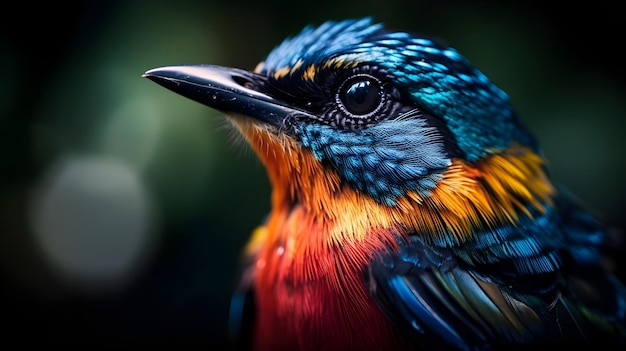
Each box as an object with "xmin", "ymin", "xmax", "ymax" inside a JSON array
[{"xmin": 143, "ymin": 17, "xmax": 626, "ymax": 350}]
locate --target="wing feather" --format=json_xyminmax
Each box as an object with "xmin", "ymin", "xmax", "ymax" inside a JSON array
[{"xmin": 367, "ymin": 193, "xmax": 626, "ymax": 349}]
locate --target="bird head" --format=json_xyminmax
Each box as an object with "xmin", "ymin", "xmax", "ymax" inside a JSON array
[{"xmin": 144, "ymin": 18, "xmax": 550, "ymax": 240}]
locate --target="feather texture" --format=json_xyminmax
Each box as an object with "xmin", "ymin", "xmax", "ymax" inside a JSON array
[{"xmin": 143, "ymin": 17, "xmax": 626, "ymax": 350}]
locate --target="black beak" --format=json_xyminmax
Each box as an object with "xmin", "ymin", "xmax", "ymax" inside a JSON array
[{"xmin": 143, "ymin": 65, "xmax": 314, "ymax": 127}]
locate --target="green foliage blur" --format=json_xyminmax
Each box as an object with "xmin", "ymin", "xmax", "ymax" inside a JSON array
[{"xmin": 1, "ymin": 0, "xmax": 624, "ymax": 345}]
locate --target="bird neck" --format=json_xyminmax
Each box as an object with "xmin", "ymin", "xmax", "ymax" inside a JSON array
[{"xmin": 234, "ymin": 118, "xmax": 555, "ymax": 247}]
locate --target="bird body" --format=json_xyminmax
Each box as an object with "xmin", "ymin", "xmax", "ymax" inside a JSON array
[{"xmin": 144, "ymin": 18, "xmax": 626, "ymax": 350}]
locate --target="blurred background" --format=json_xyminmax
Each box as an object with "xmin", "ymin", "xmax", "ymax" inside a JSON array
[{"xmin": 1, "ymin": 0, "xmax": 624, "ymax": 346}]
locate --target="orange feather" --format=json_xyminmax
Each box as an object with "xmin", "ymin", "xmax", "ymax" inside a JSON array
[{"xmin": 229, "ymin": 116, "xmax": 555, "ymax": 349}]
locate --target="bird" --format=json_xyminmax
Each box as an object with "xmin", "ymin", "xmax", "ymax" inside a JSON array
[{"xmin": 143, "ymin": 17, "xmax": 626, "ymax": 350}]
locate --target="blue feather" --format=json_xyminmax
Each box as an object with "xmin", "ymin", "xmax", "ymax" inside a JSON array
[{"xmin": 297, "ymin": 113, "xmax": 450, "ymax": 205}]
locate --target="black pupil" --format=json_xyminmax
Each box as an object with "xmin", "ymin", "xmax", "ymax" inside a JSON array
[{"xmin": 341, "ymin": 79, "xmax": 381, "ymax": 115}]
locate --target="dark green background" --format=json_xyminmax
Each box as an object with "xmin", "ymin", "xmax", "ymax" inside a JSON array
[{"xmin": 2, "ymin": 0, "xmax": 624, "ymax": 346}]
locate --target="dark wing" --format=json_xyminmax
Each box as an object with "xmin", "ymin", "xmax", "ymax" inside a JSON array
[
  {"xmin": 367, "ymin": 190, "xmax": 626, "ymax": 350},
  {"xmin": 229, "ymin": 222, "xmax": 268, "ymax": 351},
  {"xmin": 229, "ymin": 278, "xmax": 255, "ymax": 351}
]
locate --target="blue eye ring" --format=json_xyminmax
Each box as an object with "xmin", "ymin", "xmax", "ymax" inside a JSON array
[{"xmin": 337, "ymin": 74, "xmax": 385, "ymax": 118}]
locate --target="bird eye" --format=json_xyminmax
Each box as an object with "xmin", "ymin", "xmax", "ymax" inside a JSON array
[{"xmin": 338, "ymin": 75, "xmax": 383, "ymax": 116}]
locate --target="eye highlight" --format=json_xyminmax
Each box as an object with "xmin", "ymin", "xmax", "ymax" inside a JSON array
[{"xmin": 337, "ymin": 75, "xmax": 384, "ymax": 117}]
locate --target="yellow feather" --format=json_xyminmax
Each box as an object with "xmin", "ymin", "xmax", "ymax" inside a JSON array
[{"xmin": 232, "ymin": 117, "xmax": 553, "ymax": 252}]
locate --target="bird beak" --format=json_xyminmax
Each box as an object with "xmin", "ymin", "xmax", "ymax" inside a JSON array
[{"xmin": 143, "ymin": 64, "xmax": 314, "ymax": 127}]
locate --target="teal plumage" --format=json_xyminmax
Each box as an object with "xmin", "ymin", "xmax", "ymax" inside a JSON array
[{"xmin": 144, "ymin": 17, "xmax": 626, "ymax": 350}]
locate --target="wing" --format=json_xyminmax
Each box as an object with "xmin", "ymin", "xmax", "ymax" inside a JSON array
[
  {"xmin": 229, "ymin": 280, "xmax": 255, "ymax": 350},
  {"xmin": 228, "ymin": 223, "xmax": 268, "ymax": 350},
  {"xmin": 367, "ymin": 189, "xmax": 626, "ymax": 350}
]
